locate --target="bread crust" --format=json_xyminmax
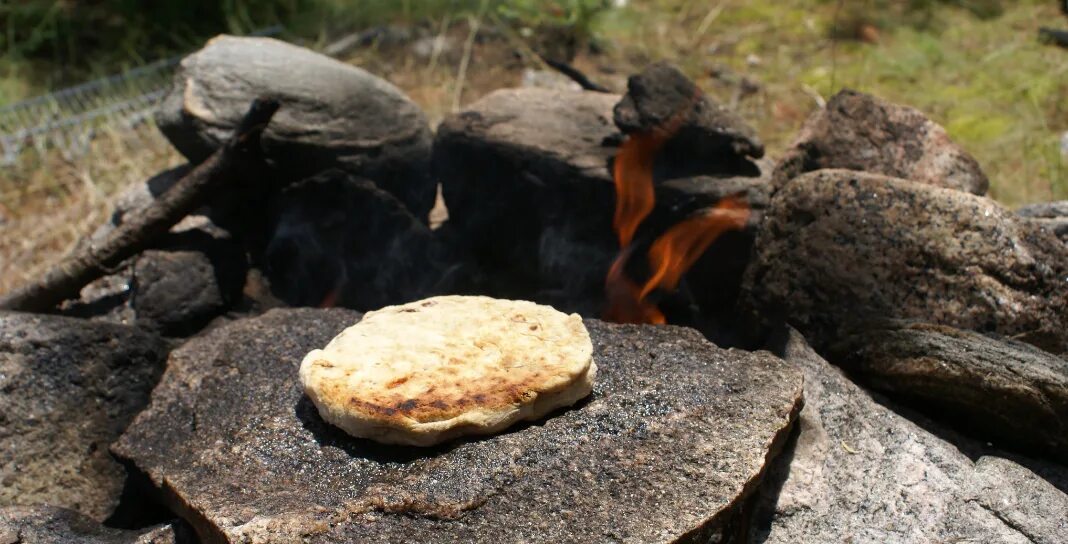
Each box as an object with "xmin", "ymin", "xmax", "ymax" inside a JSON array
[{"xmin": 299, "ymin": 296, "xmax": 595, "ymax": 446}]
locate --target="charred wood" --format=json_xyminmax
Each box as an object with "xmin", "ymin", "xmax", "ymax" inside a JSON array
[{"xmin": 0, "ymin": 97, "xmax": 280, "ymax": 313}]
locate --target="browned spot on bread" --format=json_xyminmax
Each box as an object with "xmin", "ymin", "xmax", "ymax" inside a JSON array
[
  {"xmin": 314, "ymin": 360, "xmax": 335, "ymax": 368},
  {"xmin": 349, "ymin": 397, "xmax": 399, "ymax": 417},
  {"xmin": 386, "ymin": 375, "xmax": 410, "ymax": 388}
]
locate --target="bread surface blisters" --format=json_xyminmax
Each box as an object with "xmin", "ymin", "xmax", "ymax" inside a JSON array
[{"xmin": 299, "ymin": 295, "xmax": 596, "ymax": 446}]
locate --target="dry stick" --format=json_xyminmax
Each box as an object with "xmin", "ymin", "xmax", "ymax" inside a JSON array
[
  {"xmin": 0, "ymin": 97, "xmax": 280, "ymax": 313},
  {"xmin": 538, "ymin": 53, "xmax": 611, "ymax": 93},
  {"xmin": 452, "ymin": 9, "xmax": 484, "ymax": 113}
]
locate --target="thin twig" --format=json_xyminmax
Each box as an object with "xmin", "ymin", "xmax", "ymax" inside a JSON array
[
  {"xmin": 426, "ymin": 15, "xmax": 452, "ymax": 76},
  {"xmin": 538, "ymin": 53, "xmax": 611, "ymax": 93},
  {"xmin": 453, "ymin": 3, "xmax": 486, "ymax": 112},
  {"xmin": 830, "ymin": 0, "xmax": 845, "ymax": 93}
]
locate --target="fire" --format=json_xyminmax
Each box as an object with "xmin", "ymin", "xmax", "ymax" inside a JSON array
[
  {"xmin": 612, "ymin": 132, "xmax": 660, "ymax": 248},
  {"xmin": 604, "ymin": 117, "xmax": 751, "ymax": 324},
  {"xmin": 605, "ymin": 246, "xmax": 666, "ymax": 324},
  {"xmin": 640, "ymin": 197, "xmax": 750, "ymax": 300}
]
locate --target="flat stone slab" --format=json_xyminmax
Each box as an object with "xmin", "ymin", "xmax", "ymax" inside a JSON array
[
  {"xmin": 0, "ymin": 312, "xmax": 169, "ymax": 520},
  {"xmin": 829, "ymin": 320, "xmax": 1068, "ymax": 462},
  {"xmin": 0, "ymin": 506, "xmax": 176, "ymax": 544},
  {"xmin": 751, "ymin": 329, "xmax": 1068, "ymax": 543},
  {"xmin": 114, "ymin": 308, "xmax": 803, "ymax": 543}
]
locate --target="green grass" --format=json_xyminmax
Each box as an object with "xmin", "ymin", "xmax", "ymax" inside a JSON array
[{"xmin": 596, "ymin": 0, "xmax": 1067, "ymax": 204}]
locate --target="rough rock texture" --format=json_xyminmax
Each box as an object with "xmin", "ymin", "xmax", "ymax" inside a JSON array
[
  {"xmin": 63, "ymin": 219, "xmax": 247, "ymax": 337},
  {"xmin": 157, "ymin": 35, "xmax": 436, "ymax": 218},
  {"xmin": 435, "ymin": 87, "xmax": 622, "ymax": 311},
  {"xmin": 264, "ymin": 170, "xmax": 451, "ymax": 310},
  {"xmin": 114, "ymin": 308, "xmax": 803, "ymax": 543},
  {"xmin": 827, "ymin": 320, "xmax": 1068, "ymax": 462},
  {"xmin": 0, "ymin": 506, "xmax": 177, "ymax": 544},
  {"xmin": 968, "ymin": 456, "xmax": 1068, "ymax": 543},
  {"xmin": 0, "ymin": 313, "xmax": 169, "ymax": 520},
  {"xmin": 773, "ymin": 89, "xmax": 989, "ymax": 195},
  {"xmin": 1018, "ymin": 200, "xmax": 1068, "ymax": 242},
  {"xmin": 614, "ymin": 61, "xmax": 764, "ymax": 178},
  {"xmin": 130, "ymin": 245, "xmax": 244, "ymax": 336},
  {"xmin": 742, "ymin": 169, "xmax": 1068, "ymax": 353},
  {"xmin": 750, "ymin": 328, "xmax": 1068, "ymax": 543}
]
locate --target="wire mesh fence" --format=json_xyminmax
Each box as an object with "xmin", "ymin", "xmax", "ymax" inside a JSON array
[{"xmin": 0, "ymin": 25, "xmax": 283, "ymax": 169}]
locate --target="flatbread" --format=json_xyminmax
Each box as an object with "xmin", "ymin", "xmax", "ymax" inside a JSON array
[{"xmin": 299, "ymin": 296, "xmax": 596, "ymax": 446}]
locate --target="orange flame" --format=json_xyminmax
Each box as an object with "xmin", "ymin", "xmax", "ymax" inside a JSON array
[
  {"xmin": 612, "ymin": 132, "xmax": 661, "ymax": 248},
  {"xmin": 604, "ymin": 91, "xmax": 751, "ymax": 324},
  {"xmin": 640, "ymin": 197, "xmax": 750, "ymax": 300},
  {"xmin": 604, "ymin": 247, "xmax": 665, "ymax": 324}
]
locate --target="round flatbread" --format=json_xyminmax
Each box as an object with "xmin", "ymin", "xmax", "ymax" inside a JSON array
[{"xmin": 299, "ymin": 295, "xmax": 596, "ymax": 446}]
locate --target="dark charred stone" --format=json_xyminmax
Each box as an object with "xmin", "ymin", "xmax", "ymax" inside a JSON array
[
  {"xmin": 264, "ymin": 170, "xmax": 450, "ymax": 310},
  {"xmin": 130, "ymin": 236, "xmax": 246, "ymax": 337},
  {"xmin": 827, "ymin": 320, "xmax": 1068, "ymax": 463},
  {"xmin": 435, "ymin": 86, "xmax": 766, "ymax": 318},
  {"xmin": 742, "ymin": 169, "xmax": 1068, "ymax": 354},
  {"xmin": 773, "ymin": 89, "xmax": 989, "ymax": 195},
  {"xmin": 613, "ymin": 61, "xmax": 765, "ymax": 178},
  {"xmin": 113, "ymin": 308, "xmax": 803, "ymax": 543},
  {"xmin": 0, "ymin": 313, "xmax": 169, "ymax": 520},
  {"xmin": 0, "ymin": 506, "xmax": 178, "ymax": 544},
  {"xmin": 1018, "ymin": 200, "xmax": 1068, "ymax": 243},
  {"xmin": 435, "ymin": 87, "xmax": 622, "ymax": 313},
  {"xmin": 62, "ymin": 216, "xmax": 248, "ymax": 337},
  {"xmin": 750, "ymin": 328, "xmax": 1068, "ymax": 543},
  {"xmin": 157, "ymin": 35, "xmax": 436, "ymax": 219},
  {"xmin": 645, "ymin": 160, "xmax": 773, "ymax": 324}
]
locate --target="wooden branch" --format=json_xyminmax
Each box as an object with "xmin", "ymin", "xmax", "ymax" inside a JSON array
[
  {"xmin": 539, "ymin": 54, "xmax": 611, "ymax": 93},
  {"xmin": 0, "ymin": 97, "xmax": 280, "ymax": 313}
]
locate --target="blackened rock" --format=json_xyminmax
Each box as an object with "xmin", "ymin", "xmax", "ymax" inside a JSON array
[
  {"xmin": 751, "ymin": 329, "xmax": 1068, "ymax": 543},
  {"xmin": 130, "ymin": 242, "xmax": 245, "ymax": 337},
  {"xmin": 435, "ymin": 88, "xmax": 622, "ymax": 312},
  {"xmin": 157, "ymin": 35, "xmax": 436, "ymax": 218},
  {"xmin": 113, "ymin": 308, "xmax": 803, "ymax": 543},
  {"xmin": 644, "ymin": 160, "xmax": 774, "ymax": 324},
  {"xmin": 773, "ymin": 89, "xmax": 989, "ymax": 194},
  {"xmin": 1018, "ymin": 200, "xmax": 1068, "ymax": 242},
  {"xmin": 827, "ymin": 320, "xmax": 1068, "ymax": 462},
  {"xmin": 0, "ymin": 313, "xmax": 169, "ymax": 520},
  {"xmin": 614, "ymin": 61, "xmax": 765, "ymax": 177},
  {"xmin": 264, "ymin": 170, "xmax": 448, "ymax": 310},
  {"xmin": 0, "ymin": 506, "xmax": 177, "ymax": 544},
  {"xmin": 742, "ymin": 169, "xmax": 1068, "ymax": 353},
  {"xmin": 63, "ymin": 218, "xmax": 248, "ymax": 337}
]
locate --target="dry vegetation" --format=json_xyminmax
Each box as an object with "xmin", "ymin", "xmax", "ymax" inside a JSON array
[{"xmin": 1, "ymin": 0, "xmax": 1065, "ymax": 295}]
